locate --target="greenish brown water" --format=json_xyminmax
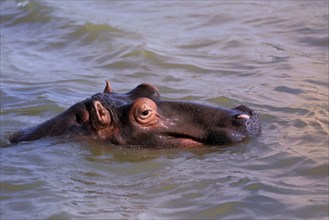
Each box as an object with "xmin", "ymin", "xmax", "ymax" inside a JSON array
[{"xmin": 1, "ymin": 0, "xmax": 328, "ymax": 219}]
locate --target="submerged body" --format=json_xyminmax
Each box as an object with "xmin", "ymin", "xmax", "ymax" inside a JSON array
[{"xmin": 9, "ymin": 81, "xmax": 261, "ymax": 147}]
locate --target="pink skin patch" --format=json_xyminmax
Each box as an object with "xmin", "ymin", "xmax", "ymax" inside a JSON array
[{"xmin": 237, "ymin": 114, "xmax": 250, "ymax": 119}]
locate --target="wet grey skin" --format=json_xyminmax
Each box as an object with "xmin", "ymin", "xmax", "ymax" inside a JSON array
[{"xmin": 9, "ymin": 81, "xmax": 261, "ymax": 147}]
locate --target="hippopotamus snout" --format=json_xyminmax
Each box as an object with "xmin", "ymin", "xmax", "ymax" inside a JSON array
[
  {"xmin": 190, "ymin": 104, "xmax": 261, "ymax": 146},
  {"xmin": 233, "ymin": 105, "xmax": 262, "ymax": 137}
]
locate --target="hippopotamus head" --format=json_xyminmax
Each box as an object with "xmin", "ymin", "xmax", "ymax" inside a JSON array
[{"xmin": 9, "ymin": 81, "xmax": 261, "ymax": 147}]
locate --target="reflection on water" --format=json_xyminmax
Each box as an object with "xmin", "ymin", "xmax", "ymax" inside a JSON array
[{"xmin": 1, "ymin": 0, "xmax": 328, "ymax": 219}]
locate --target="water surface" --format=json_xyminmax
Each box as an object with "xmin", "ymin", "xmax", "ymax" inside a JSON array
[{"xmin": 1, "ymin": 0, "xmax": 328, "ymax": 219}]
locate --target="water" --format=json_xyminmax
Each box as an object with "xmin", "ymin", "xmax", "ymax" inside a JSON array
[{"xmin": 1, "ymin": 0, "xmax": 328, "ymax": 219}]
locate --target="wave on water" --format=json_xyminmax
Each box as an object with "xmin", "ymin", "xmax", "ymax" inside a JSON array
[{"xmin": 1, "ymin": 0, "xmax": 53, "ymax": 27}]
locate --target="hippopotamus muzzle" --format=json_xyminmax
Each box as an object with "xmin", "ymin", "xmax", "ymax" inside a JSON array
[{"xmin": 9, "ymin": 81, "xmax": 261, "ymax": 148}]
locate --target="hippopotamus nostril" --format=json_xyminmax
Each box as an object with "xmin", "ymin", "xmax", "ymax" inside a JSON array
[{"xmin": 236, "ymin": 114, "xmax": 250, "ymax": 119}]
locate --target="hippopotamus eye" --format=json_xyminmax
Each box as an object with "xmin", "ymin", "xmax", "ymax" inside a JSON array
[
  {"xmin": 142, "ymin": 110, "xmax": 151, "ymax": 116},
  {"xmin": 130, "ymin": 98, "xmax": 158, "ymax": 126}
]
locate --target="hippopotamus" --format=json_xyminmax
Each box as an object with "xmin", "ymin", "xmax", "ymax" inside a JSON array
[{"xmin": 9, "ymin": 81, "xmax": 261, "ymax": 147}]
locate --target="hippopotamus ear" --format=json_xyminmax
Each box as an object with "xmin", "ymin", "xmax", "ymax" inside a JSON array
[
  {"xmin": 103, "ymin": 80, "xmax": 113, "ymax": 93},
  {"xmin": 91, "ymin": 101, "xmax": 111, "ymax": 130}
]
